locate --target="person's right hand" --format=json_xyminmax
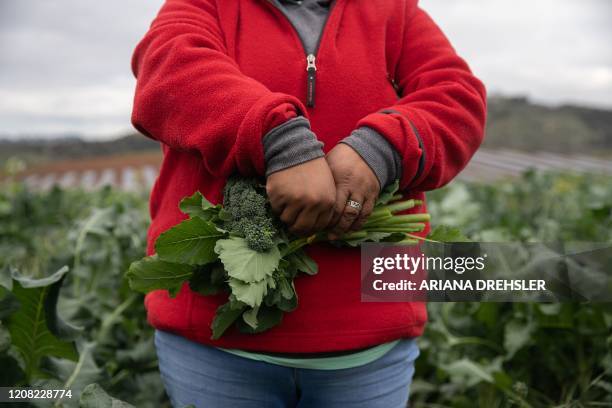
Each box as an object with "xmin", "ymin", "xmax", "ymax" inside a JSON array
[{"xmin": 266, "ymin": 158, "xmax": 336, "ymax": 237}]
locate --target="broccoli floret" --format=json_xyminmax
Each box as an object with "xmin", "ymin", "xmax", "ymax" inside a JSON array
[
  {"xmin": 235, "ymin": 217, "xmax": 276, "ymax": 252},
  {"xmin": 223, "ymin": 177, "xmax": 278, "ymax": 252},
  {"xmin": 223, "ymin": 178, "xmax": 254, "ymax": 215}
]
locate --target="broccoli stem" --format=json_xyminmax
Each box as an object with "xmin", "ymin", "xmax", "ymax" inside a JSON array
[
  {"xmin": 282, "ymin": 232, "xmax": 327, "ymax": 256},
  {"xmin": 370, "ymin": 199, "xmax": 421, "ymax": 218},
  {"xmin": 383, "ymin": 199, "xmax": 422, "ymax": 214},
  {"xmin": 340, "ymin": 231, "xmax": 369, "ymax": 240},
  {"xmin": 279, "ymin": 197, "xmax": 429, "ymax": 256},
  {"xmin": 369, "ymin": 208, "xmax": 391, "ymax": 219},
  {"xmin": 363, "ymin": 226, "xmax": 425, "ymax": 233},
  {"xmin": 363, "ymin": 213, "xmax": 392, "ymax": 225},
  {"xmin": 365, "ymin": 214, "xmax": 430, "ymax": 226},
  {"xmin": 405, "ymin": 233, "xmax": 441, "ymax": 244},
  {"xmin": 366, "ymin": 221, "xmax": 426, "ymax": 230},
  {"xmin": 396, "ymin": 238, "xmax": 421, "ymax": 245}
]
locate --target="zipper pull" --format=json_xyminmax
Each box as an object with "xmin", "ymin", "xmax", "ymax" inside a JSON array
[{"xmin": 306, "ymin": 54, "xmax": 317, "ymax": 108}]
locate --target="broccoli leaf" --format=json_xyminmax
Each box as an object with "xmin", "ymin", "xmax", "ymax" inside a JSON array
[
  {"xmin": 275, "ymin": 279, "xmax": 298, "ymax": 312},
  {"xmin": 7, "ymin": 267, "xmax": 78, "ymax": 381},
  {"xmin": 80, "ymin": 383, "xmax": 135, "ymax": 408},
  {"xmin": 287, "ymin": 249, "xmax": 318, "ymax": 276},
  {"xmin": 0, "ymin": 343, "xmax": 26, "ymax": 386},
  {"xmin": 228, "ymin": 277, "xmax": 274, "ymax": 308},
  {"xmin": 211, "ymin": 302, "xmax": 246, "ymax": 340},
  {"xmin": 342, "ymin": 232, "xmax": 394, "ymax": 247},
  {"xmin": 242, "ymin": 307, "xmax": 259, "ymax": 329},
  {"xmin": 376, "ymin": 180, "xmax": 400, "ymax": 206},
  {"xmin": 0, "ymin": 286, "xmax": 20, "ymax": 319},
  {"xmin": 126, "ymin": 255, "xmax": 194, "ymax": 297},
  {"xmin": 427, "ymin": 225, "xmax": 471, "ymax": 242},
  {"xmin": 277, "ymin": 295, "xmax": 297, "ymax": 312},
  {"xmin": 155, "ymin": 218, "xmax": 225, "ymax": 265},
  {"xmin": 179, "ymin": 191, "xmax": 205, "ymax": 216},
  {"xmin": 179, "ymin": 191, "xmax": 221, "ymax": 221},
  {"xmin": 189, "ymin": 263, "xmax": 227, "ymax": 296},
  {"xmin": 237, "ymin": 306, "xmax": 283, "ymax": 334},
  {"xmin": 215, "ymin": 238, "xmax": 280, "ymax": 283},
  {"xmin": 279, "ymin": 278, "xmax": 294, "ymax": 299}
]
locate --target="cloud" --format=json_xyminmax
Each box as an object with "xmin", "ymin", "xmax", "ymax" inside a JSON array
[
  {"xmin": 0, "ymin": 78, "xmax": 134, "ymax": 137},
  {"xmin": 0, "ymin": 0, "xmax": 610, "ymax": 139},
  {"xmin": 420, "ymin": 0, "xmax": 612, "ymax": 107},
  {"xmin": 0, "ymin": 0, "xmax": 163, "ymax": 138}
]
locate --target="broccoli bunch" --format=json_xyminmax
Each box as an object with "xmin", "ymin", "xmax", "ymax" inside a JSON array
[{"xmin": 222, "ymin": 177, "xmax": 278, "ymax": 252}]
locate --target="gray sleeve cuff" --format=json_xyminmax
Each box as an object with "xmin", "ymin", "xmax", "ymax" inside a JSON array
[
  {"xmin": 263, "ymin": 117, "xmax": 325, "ymax": 176},
  {"xmin": 341, "ymin": 127, "xmax": 402, "ymax": 190}
]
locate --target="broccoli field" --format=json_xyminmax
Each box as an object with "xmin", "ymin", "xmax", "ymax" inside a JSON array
[{"xmin": 0, "ymin": 170, "xmax": 611, "ymax": 407}]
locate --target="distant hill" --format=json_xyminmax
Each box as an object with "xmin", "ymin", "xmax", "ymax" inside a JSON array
[
  {"xmin": 1, "ymin": 96, "xmax": 611, "ymax": 167},
  {"xmin": 484, "ymin": 96, "xmax": 612, "ymax": 154},
  {"xmin": 0, "ymin": 133, "xmax": 159, "ymax": 165}
]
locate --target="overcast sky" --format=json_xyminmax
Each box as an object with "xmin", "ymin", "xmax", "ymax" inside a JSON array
[{"xmin": 0, "ymin": 0, "xmax": 611, "ymax": 139}]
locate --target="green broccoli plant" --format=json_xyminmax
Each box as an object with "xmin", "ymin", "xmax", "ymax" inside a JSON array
[{"xmin": 126, "ymin": 177, "xmax": 430, "ymax": 339}]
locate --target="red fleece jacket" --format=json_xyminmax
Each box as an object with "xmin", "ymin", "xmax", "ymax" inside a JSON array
[{"xmin": 131, "ymin": 0, "xmax": 486, "ymax": 353}]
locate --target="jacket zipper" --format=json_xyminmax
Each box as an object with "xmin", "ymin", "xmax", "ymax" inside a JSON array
[
  {"xmin": 306, "ymin": 54, "xmax": 317, "ymax": 107},
  {"xmin": 265, "ymin": 0, "xmax": 339, "ymax": 108}
]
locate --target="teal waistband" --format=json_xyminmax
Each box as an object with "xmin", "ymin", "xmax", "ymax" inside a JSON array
[{"xmin": 216, "ymin": 340, "xmax": 401, "ymax": 371}]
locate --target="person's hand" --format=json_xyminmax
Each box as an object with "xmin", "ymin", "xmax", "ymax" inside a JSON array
[
  {"xmin": 326, "ymin": 144, "xmax": 380, "ymax": 239},
  {"xmin": 266, "ymin": 158, "xmax": 336, "ymax": 237}
]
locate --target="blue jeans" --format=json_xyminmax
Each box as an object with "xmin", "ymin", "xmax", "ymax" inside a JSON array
[{"xmin": 154, "ymin": 330, "xmax": 419, "ymax": 408}]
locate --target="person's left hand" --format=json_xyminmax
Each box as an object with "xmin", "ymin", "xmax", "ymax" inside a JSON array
[{"xmin": 325, "ymin": 143, "xmax": 380, "ymax": 239}]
